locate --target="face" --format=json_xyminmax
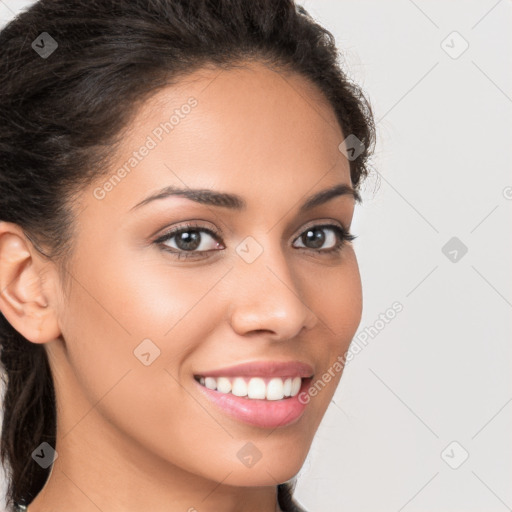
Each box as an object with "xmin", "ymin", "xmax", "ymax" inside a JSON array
[{"xmin": 47, "ymin": 60, "xmax": 362, "ymax": 488}]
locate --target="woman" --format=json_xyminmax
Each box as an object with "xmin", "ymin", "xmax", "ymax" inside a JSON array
[{"xmin": 0, "ymin": 0, "xmax": 376, "ymax": 510}]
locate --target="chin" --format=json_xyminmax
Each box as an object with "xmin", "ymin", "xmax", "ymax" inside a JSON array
[
  {"xmin": 220, "ymin": 450, "xmax": 308, "ymax": 487},
  {"xmin": 224, "ymin": 467, "xmax": 302, "ymax": 488}
]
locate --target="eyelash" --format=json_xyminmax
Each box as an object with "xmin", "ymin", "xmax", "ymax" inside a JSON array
[{"xmin": 153, "ymin": 221, "xmax": 357, "ymax": 260}]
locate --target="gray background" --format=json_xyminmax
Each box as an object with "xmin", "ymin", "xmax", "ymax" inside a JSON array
[{"xmin": 1, "ymin": 1, "xmax": 511, "ymax": 511}]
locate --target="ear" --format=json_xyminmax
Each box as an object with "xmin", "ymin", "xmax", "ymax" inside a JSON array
[{"xmin": 0, "ymin": 221, "xmax": 62, "ymax": 344}]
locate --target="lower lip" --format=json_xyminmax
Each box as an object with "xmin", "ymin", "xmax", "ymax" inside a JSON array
[{"xmin": 194, "ymin": 377, "xmax": 312, "ymax": 429}]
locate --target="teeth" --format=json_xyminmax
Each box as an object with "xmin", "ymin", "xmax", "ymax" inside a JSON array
[
  {"xmin": 197, "ymin": 375, "xmax": 303, "ymax": 400},
  {"xmin": 266, "ymin": 377, "xmax": 284, "ymax": 400},
  {"xmin": 216, "ymin": 377, "xmax": 232, "ymax": 394},
  {"xmin": 248, "ymin": 377, "xmax": 266, "ymax": 399},
  {"xmin": 204, "ymin": 377, "xmax": 216, "ymax": 390},
  {"xmin": 283, "ymin": 377, "xmax": 292, "ymax": 397},
  {"xmin": 291, "ymin": 376, "xmax": 302, "ymax": 396},
  {"xmin": 232, "ymin": 377, "xmax": 248, "ymax": 397}
]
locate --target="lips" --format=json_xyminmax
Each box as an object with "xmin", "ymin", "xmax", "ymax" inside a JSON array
[{"xmin": 192, "ymin": 360, "xmax": 314, "ymax": 428}]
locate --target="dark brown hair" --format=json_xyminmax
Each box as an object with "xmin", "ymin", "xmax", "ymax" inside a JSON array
[{"xmin": 0, "ymin": 0, "xmax": 376, "ymax": 510}]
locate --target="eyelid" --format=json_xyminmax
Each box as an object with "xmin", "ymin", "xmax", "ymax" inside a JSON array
[
  {"xmin": 153, "ymin": 220, "xmax": 224, "ymax": 244},
  {"xmin": 293, "ymin": 218, "xmax": 349, "ymax": 238}
]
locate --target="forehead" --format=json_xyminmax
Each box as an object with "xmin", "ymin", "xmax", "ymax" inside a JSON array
[{"xmin": 87, "ymin": 60, "xmax": 351, "ymax": 216}]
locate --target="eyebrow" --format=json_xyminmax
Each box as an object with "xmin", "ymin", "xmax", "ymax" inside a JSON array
[{"xmin": 129, "ymin": 182, "xmax": 361, "ymax": 213}]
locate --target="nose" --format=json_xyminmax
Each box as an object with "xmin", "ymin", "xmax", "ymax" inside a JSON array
[{"xmin": 227, "ymin": 241, "xmax": 318, "ymax": 341}]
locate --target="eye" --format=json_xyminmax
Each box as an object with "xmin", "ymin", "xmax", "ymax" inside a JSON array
[
  {"xmin": 154, "ymin": 222, "xmax": 224, "ymax": 260},
  {"xmin": 292, "ymin": 224, "xmax": 356, "ymax": 254}
]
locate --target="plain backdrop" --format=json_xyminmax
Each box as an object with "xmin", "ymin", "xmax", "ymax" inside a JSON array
[{"xmin": 0, "ymin": 1, "xmax": 511, "ymax": 511}]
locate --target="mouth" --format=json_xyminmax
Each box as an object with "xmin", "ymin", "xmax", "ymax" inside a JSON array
[
  {"xmin": 193, "ymin": 373, "xmax": 314, "ymax": 429},
  {"xmin": 193, "ymin": 374, "xmax": 312, "ymax": 401},
  {"xmin": 191, "ymin": 360, "xmax": 315, "ymax": 428}
]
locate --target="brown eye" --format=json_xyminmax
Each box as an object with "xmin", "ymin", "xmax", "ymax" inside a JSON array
[
  {"xmin": 293, "ymin": 224, "xmax": 356, "ymax": 254},
  {"xmin": 154, "ymin": 223, "xmax": 224, "ymax": 259},
  {"xmin": 299, "ymin": 227, "xmax": 331, "ymax": 249},
  {"xmin": 164, "ymin": 229, "xmax": 210, "ymax": 252}
]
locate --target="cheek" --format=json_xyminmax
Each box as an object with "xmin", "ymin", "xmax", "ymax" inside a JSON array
[
  {"xmin": 305, "ymin": 248, "xmax": 363, "ymax": 346},
  {"xmin": 299, "ymin": 250, "xmax": 362, "ymax": 409},
  {"xmin": 101, "ymin": 249, "xmax": 232, "ymax": 341},
  {"xmin": 69, "ymin": 241, "xmax": 229, "ymax": 353},
  {"xmin": 57, "ymin": 257, "xmax": 235, "ymax": 477},
  {"xmin": 58, "ymin": 245, "xmax": 236, "ymax": 425},
  {"xmin": 56, "ymin": 249, "xmax": 205, "ymax": 403}
]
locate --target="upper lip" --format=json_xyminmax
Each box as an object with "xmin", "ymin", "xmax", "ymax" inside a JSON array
[{"xmin": 194, "ymin": 360, "xmax": 314, "ymax": 379}]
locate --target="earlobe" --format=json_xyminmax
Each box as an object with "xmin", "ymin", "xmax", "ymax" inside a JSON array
[{"xmin": 0, "ymin": 221, "xmax": 61, "ymax": 344}]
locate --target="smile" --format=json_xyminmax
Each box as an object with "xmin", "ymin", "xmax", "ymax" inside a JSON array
[{"xmin": 194, "ymin": 375, "xmax": 304, "ymax": 401}]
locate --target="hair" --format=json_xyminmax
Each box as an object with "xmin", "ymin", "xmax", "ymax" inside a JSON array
[{"xmin": 0, "ymin": 0, "xmax": 376, "ymax": 510}]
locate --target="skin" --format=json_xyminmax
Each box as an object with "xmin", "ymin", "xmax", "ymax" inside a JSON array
[{"xmin": 0, "ymin": 60, "xmax": 362, "ymax": 512}]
